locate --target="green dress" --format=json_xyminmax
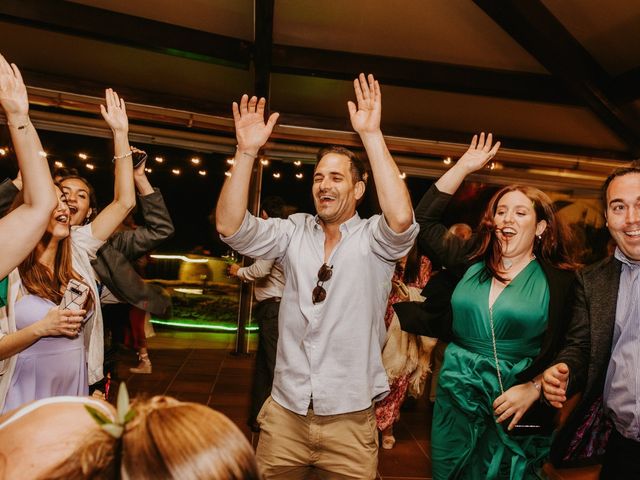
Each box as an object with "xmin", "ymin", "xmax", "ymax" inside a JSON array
[{"xmin": 431, "ymin": 260, "xmax": 551, "ymax": 480}]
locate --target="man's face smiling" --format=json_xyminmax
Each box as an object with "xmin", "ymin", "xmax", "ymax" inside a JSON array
[
  {"xmin": 606, "ymin": 173, "xmax": 640, "ymax": 261},
  {"xmin": 312, "ymin": 153, "xmax": 364, "ymax": 226}
]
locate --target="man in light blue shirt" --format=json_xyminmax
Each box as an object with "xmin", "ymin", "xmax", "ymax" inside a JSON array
[
  {"xmin": 542, "ymin": 163, "xmax": 640, "ymax": 477},
  {"xmin": 216, "ymin": 74, "xmax": 417, "ymax": 479}
]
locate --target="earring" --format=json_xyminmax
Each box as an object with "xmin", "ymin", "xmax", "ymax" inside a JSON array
[{"xmin": 537, "ymin": 234, "xmax": 542, "ymax": 240}]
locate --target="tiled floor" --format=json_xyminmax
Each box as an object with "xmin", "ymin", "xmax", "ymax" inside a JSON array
[{"xmin": 118, "ymin": 331, "xmax": 433, "ymax": 480}]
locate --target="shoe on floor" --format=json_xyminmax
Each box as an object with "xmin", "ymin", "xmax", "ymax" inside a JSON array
[{"xmin": 130, "ymin": 352, "xmax": 152, "ymax": 374}]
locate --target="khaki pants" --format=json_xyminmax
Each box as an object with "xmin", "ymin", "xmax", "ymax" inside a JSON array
[{"xmin": 256, "ymin": 396, "xmax": 379, "ymax": 479}]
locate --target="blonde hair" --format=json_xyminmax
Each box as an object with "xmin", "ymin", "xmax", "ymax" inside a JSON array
[{"xmin": 41, "ymin": 396, "xmax": 261, "ymax": 480}]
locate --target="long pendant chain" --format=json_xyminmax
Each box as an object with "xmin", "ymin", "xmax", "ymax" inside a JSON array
[{"xmin": 489, "ymin": 306, "xmax": 505, "ymax": 395}]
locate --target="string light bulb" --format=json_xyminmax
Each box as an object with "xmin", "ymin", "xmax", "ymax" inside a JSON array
[
  {"xmin": 172, "ymin": 169, "xmax": 181, "ymax": 175},
  {"xmin": 272, "ymin": 172, "xmax": 281, "ymax": 179},
  {"xmin": 191, "ymin": 157, "xmax": 201, "ymax": 165},
  {"xmin": 226, "ymin": 158, "xmax": 235, "ymax": 165},
  {"xmin": 0, "ymin": 148, "xmax": 7, "ymax": 156},
  {"xmin": 399, "ymin": 172, "xmax": 407, "ymax": 179},
  {"xmin": 224, "ymin": 171, "xmax": 232, "ymax": 177},
  {"xmin": 443, "ymin": 157, "xmax": 452, "ymax": 165},
  {"xmin": 39, "ymin": 151, "xmax": 48, "ymax": 158},
  {"xmin": 78, "ymin": 153, "xmax": 88, "ymax": 160},
  {"xmin": 54, "ymin": 161, "xmax": 64, "ymax": 168},
  {"xmin": 293, "ymin": 160, "xmax": 302, "ymax": 166},
  {"xmin": 154, "ymin": 156, "xmax": 164, "ymax": 163},
  {"xmin": 260, "ymin": 158, "xmax": 269, "ymax": 166},
  {"xmin": 198, "ymin": 170, "xmax": 207, "ymax": 176},
  {"xmin": 145, "ymin": 167, "xmax": 152, "ymax": 173},
  {"xmin": 86, "ymin": 163, "xmax": 95, "ymax": 170},
  {"xmin": 295, "ymin": 173, "xmax": 303, "ymax": 179}
]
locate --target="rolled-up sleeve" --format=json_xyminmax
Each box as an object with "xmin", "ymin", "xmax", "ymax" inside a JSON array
[
  {"xmin": 370, "ymin": 214, "xmax": 419, "ymax": 263},
  {"xmin": 221, "ymin": 211, "xmax": 294, "ymax": 260}
]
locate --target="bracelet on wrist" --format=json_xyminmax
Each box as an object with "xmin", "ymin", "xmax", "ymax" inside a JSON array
[
  {"xmin": 235, "ymin": 146, "xmax": 258, "ymax": 159},
  {"xmin": 6, "ymin": 119, "xmax": 30, "ymax": 130},
  {"xmin": 530, "ymin": 379, "xmax": 542, "ymax": 397},
  {"xmin": 113, "ymin": 151, "xmax": 133, "ymax": 161}
]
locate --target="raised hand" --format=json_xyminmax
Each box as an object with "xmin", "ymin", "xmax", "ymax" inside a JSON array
[
  {"xmin": 100, "ymin": 88, "xmax": 129, "ymax": 134},
  {"xmin": 456, "ymin": 133, "xmax": 501, "ymax": 174},
  {"xmin": 348, "ymin": 73, "xmax": 381, "ymax": 135},
  {"xmin": 0, "ymin": 54, "xmax": 29, "ymax": 121},
  {"xmin": 36, "ymin": 307, "xmax": 86, "ymax": 338},
  {"xmin": 542, "ymin": 362, "xmax": 569, "ymax": 408},
  {"xmin": 232, "ymin": 95, "xmax": 279, "ymax": 156}
]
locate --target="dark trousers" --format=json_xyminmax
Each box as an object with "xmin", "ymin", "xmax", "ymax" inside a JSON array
[
  {"xmin": 600, "ymin": 427, "xmax": 640, "ymax": 479},
  {"xmin": 249, "ymin": 300, "xmax": 280, "ymax": 428}
]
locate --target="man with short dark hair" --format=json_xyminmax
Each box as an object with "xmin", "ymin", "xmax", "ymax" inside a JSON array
[
  {"xmin": 543, "ymin": 163, "xmax": 640, "ymax": 478},
  {"xmin": 216, "ymin": 74, "xmax": 417, "ymax": 479}
]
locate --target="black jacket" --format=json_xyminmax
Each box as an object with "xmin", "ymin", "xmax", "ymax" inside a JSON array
[
  {"xmin": 0, "ymin": 178, "xmax": 174, "ymax": 317},
  {"xmin": 549, "ymin": 256, "xmax": 619, "ymax": 467}
]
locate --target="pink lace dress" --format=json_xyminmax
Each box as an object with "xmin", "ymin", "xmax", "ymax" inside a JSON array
[{"xmin": 375, "ymin": 256, "xmax": 431, "ymax": 431}]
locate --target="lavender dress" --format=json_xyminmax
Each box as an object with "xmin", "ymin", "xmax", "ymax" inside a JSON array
[{"xmin": 2, "ymin": 295, "xmax": 88, "ymax": 413}]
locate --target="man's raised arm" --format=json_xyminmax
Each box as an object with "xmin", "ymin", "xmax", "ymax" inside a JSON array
[
  {"xmin": 215, "ymin": 95, "xmax": 279, "ymax": 237},
  {"xmin": 348, "ymin": 73, "xmax": 413, "ymax": 233}
]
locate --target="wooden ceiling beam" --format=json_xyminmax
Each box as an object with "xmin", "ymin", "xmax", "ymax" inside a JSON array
[
  {"xmin": 253, "ymin": 0, "xmax": 275, "ymax": 100},
  {"xmin": 271, "ymin": 44, "xmax": 579, "ymax": 106},
  {"xmin": 472, "ymin": 0, "xmax": 640, "ymax": 154}
]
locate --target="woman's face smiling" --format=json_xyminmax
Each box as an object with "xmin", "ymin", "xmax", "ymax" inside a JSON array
[
  {"xmin": 47, "ymin": 186, "xmax": 71, "ymax": 239},
  {"xmin": 493, "ymin": 190, "xmax": 546, "ymax": 259},
  {"xmin": 60, "ymin": 178, "xmax": 92, "ymax": 226}
]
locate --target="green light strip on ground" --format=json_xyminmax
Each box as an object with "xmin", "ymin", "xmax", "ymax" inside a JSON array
[{"xmin": 150, "ymin": 318, "xmax": 259, "ymax": 332}]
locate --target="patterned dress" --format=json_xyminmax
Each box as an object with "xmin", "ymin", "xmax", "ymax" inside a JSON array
[{"xmin": 375, "ymin": 256, "xmax": 431, "ymax": 431}]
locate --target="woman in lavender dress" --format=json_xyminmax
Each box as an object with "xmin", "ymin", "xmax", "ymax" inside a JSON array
[{"xmin": 0, "ymin": 88, "xmax": 136, "ymax": 412}]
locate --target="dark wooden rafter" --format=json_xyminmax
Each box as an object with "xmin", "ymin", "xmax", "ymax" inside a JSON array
[
  {"xmin": 472, "ymin": 0, "xmax": 640, "ymax": 154},
  {"xmin": 271, "ymin": 45, "xmax": 579, "ymax": 105},
  {"xmin": 0, "ymin": 0, "xmax": 250, "ymax": 68},
  {"xmin": 253, "ymin": 0, "xmax": 275, "ymax": 100}
]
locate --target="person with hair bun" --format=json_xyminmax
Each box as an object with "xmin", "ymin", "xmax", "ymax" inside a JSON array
[
  {"xmin": 399, "ymin": 133, "xmax": 580, "ymax": 479},
  {"xmin": 0, "ymin": 390, "xmax": 261, "ymax": 479}
]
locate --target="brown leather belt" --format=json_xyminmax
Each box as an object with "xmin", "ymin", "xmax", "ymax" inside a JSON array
[{"xmin": 259, "ymin": 297, "xmax": 281, "ymax": 305}]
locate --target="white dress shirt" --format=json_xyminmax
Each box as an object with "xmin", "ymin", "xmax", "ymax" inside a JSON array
[{"xmin": 223, "ymin": 211, "xmax": 417, "ymax": 415}]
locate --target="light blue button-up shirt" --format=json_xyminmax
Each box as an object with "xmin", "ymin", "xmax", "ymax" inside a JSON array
[
  {"xmin": 223, "ymin": 211, "xmax": 418, "ymax": 415},
  {"xmin": 604, "ymin": 247, "xmax": 640, "ymax": 440}
]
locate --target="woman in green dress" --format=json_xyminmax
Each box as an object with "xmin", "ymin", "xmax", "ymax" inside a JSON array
[{"xmin": 413, "ymin": 133, "xmax": 580, "ymax": 479}]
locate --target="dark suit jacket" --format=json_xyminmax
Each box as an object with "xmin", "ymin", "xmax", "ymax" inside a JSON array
[
  {"xmin": 549, "ymin": 256, "xmax": 620, "ymax": 467},
  {"xmin": 0, "ymin": 179, "xmax": 174, "ymax": 317},
  {"xmin": 397, "ymin": 184, "xmax": 578, "ymax": 385}
]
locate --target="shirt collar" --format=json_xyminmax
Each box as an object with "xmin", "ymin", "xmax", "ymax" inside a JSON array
[
  {"xmin": 313, "ymin": 212, "xmax": 362, "ymax": 232},
  {"xmin": 614, "ymin": 246, "xmax": 640, "ymax": 269}
]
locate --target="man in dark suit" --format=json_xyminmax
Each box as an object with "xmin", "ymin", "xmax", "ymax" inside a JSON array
[{"xmin": 542, "ymin": 163, "xmax": 640, "ymax": 479}]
